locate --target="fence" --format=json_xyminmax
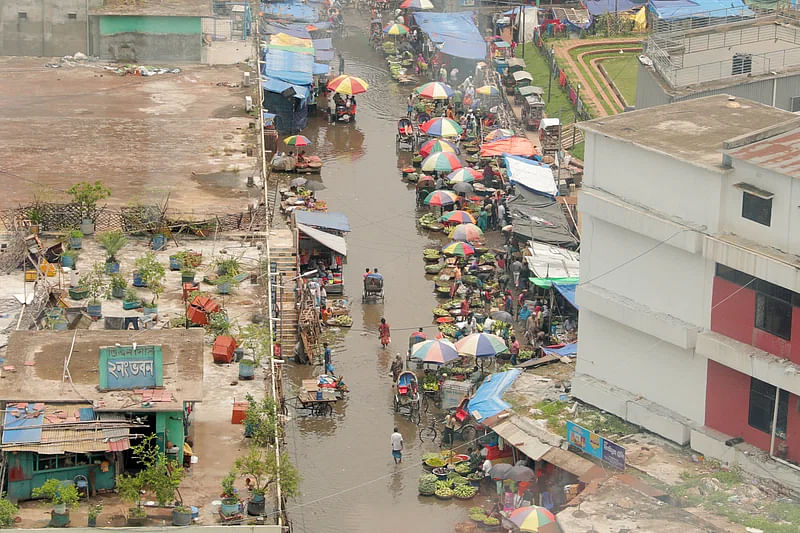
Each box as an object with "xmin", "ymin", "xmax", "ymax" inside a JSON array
[
  {"xmin": 203, "ymin": 1, "xmax": 252, "ymax": 41},
  {"xmin": 534, "ymin": 30, "xmax": 593, "ymax": 123}
]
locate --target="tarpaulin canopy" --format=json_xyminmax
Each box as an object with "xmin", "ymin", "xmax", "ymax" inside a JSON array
[
  {"xmin": 262, "ymin": 22, "xmax": 311, "ymax": 39},
  {"xmin": 584, "ymin": 0, "xmax": 645, "ymax": 15},
  {"xmin": 412, "ymin": 11, "xmax": 487, "ymax": 60},
  {"xmin": 526, "ymin": 241, "xmax": 579, "ymax": 279},
  {"xmin": 297, "ymin": 223, "xmax": 347, "ymax": 256},
  {"xmin": 271, "ymin": 32, "xmax": 312, "ymax": 49},
  {"xmin": 312, "ymin": 38, "xmax": 332, "ymax": 50},
  {"xmin": 261, "ymin": 79, "xmax": 309, "ymax": 99},
  {"xmin": 293, "ymin": 210, "xmax": 351, "ymax": 232},
  {"xmin": 649, "ymin": 0, "xmax": 753, "ymax": 19},
  {"xmin": 313, "ymin": 63, "xmax": 330, "ymax": 75},
  {"xmin": 260, "ymin": 1, "xmax": 319, "ymax": 22},
  {"xmin": 469, "ymin": 369, "xmax": 521, "ymax": 422},
  {"xmin": 504, "ymin": 154, "xmax": 557, "ymax": 197},
  {"xmin": 491, "ymin": 419, "xmax": 551, "ymax": 460},
  {"xmin": 481, "ymin": 137, "xmax": 537, "ymax": 157},
  {"xmin": 507, "ymin": 188, "xmax": 578, "ymax": 248},
  {"xmin": 530, "ymin": 276, "xmax": 578, "ymax": 288},
  {"xmin": 262, "ymin": 48, "xmax": 313, "ymax": 86},
  {"xmin": 553, "ymin": 281, "xmax": 578, "ymax": 309},
  {"xmin": 543, "ymin": 342, "xmax": 578, "ymax": 357},
  {"xmin": 315, "ymin": 49, "xmax": 335, "ymax": 62}
]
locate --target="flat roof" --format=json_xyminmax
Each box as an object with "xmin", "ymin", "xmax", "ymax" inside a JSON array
[
  {"xmin": 727, "ymin": 127, "xmax": 800, "ymax": 180},
  {"xmin": 1, "ymin": 329, "xmax": 204, "ymax": 410},
  {"xmin": 90, "ymin": 0, "xmax": 213, "ymax": 17},
  {"xmin": 580, "ymin": 94, "xmax": 796, "ymax": 170}
]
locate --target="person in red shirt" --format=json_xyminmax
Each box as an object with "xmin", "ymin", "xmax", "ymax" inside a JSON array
[
  {"xmin": 510, "ymin": 335, "xmax": 520, "ymax": 366},
  {"xmin": 460, "ymin": 298, "xmax": 470, "ymax": 318}
]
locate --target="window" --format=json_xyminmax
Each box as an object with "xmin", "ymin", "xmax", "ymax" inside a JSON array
[
  {"xmin": 755, "ymin": 292, "xmax": 793, "ymax": 340},
  {"xmin": 715, "ymin": 264, "xmax": 755, "ymax": 287},
  {"xmin": 748, "ymin": 378, "xmax": 788, "ymax": 438},
  {"xmin": 36, "ymin": 456, "xmax": 58, "ymax": 471},
  {"xmin": 741, "ymin": 191, "xmax": 772, "ymax": 226},
  {"xmin": 17, "ymin": 12, "xmax": 27, "ymax": 20},
  {"xmin": 732, "ymin": 53, "xmax": 752, "ymax": 75},
  {"xmin": 67, "ymin": 12, "xmax": 78, "ymax": 19}
]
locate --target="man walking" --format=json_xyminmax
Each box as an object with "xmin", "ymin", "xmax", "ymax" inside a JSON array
[
  {"xmin": 338, "ymin": 53, "xmax": 345, "ymax": 75},
  {"xmin": 391, "ymin": 427, "xmax": 404, "ymax": 463}
]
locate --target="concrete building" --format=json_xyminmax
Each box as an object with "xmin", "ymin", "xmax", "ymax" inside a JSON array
[
  {"xmin": 637, "ymin": 10, "xmax": 800, "ymax": 112},
  {"xmin": 576, "ymin": 94, "xmax": 800, "ymax": 489},
  {"xmin": 0, "ymin": 0, "xmax": 100, "ymax": 56}
]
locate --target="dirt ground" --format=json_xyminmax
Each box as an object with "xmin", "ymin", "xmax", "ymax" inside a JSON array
[{"xmin": 0, "ymin": 56, "xmax": 259, "ymax": 212}]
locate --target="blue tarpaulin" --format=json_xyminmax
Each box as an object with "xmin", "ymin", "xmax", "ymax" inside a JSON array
[
  {"xmin": 293, "ymin": 210, "xmax": 351, "ymax": 232},
  {"xmin": 649, "ymin": 0, "xmax": 754, "ymax": 19},
  {"xmin": 543, "ymin": 342, "xmax": 578, "ymax": 357},
  {"xmin": 412, "ymin": 11, "xmax": 487, "ymax": 60},
  {"xmin": 553, "ymin": 281, "xmax": 578, "ymax": 309},
  {"xmin": 315, "ymin": 49, "xmax": 334, "ymax": 62},
  {"xmin": 262, "ymin": 22, "xmax": 311, "ymax": 39},
  {"xmin": 468, "ymin": 369, "xmax": 521, "ymax": 422},
  {"xmin": 584, "ymin": 0, "xmax": 645, "ymax": 15},
  {"xmin": 261, "ymin": 79, "xmax": 309, "ymax": 99},
  {"xmin": 2, "ymin": 403, "xmax": 44, "ymax": 444},
  {"xmin": 262, "ymin": 48, "xmax": 313, "ymax": 86},
  {"xmin": 260, "ymin": 2, "xmax": 319, "ymax": 22},
  {"xmin": 312, "ymin": 38, "xmax": 332, "ymax": 50},
  {"xmin": 313, "ymin": 62, "xmax": 330, "ymax": 75}
]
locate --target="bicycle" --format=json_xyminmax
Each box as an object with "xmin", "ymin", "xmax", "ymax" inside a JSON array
[{"xmin": 419, "ymin": 415, "xmax": 438, "ymax": 443}]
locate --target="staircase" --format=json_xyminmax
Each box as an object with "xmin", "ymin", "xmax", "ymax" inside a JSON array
[
  {"xmin": 267, "ymin": 181, "xmax": 279, "ymax": 227},
  {"xmin": 268, "ymin": 230, "xmax": 298, "ymax": 352},
  {"xmin": 561, "ymin": 123, "xmax": 584, "ymax": 150}
]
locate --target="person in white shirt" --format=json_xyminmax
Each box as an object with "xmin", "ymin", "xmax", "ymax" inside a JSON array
[
  {"xmin": 391, "ymin": 427, "xmax": 404, "ymax": 464},
  {"xmin": 482, "ymin": 458, "xmax": 493, "ymax": 493}
]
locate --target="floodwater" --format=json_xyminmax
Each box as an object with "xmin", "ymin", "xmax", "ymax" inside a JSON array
[{"xmin": 282, "ymin": 19, "xmax": 494, "ymax": 533}]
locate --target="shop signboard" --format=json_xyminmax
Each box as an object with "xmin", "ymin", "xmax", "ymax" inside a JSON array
[
  {"xmin": 99, "ymin": 344, "xmax": 163, "ymax": 390},
  {"xmin": 566, "ymin": 421, "xmax": 626, "ymax": 469}
]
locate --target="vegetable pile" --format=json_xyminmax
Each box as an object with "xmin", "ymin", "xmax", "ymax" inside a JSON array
[
  {"xmin": 328, "ymin": 315, "xmax": 352, "ymax": 327},
  {"xmin": 454, "ymin": 462, "xmax": 472, "ymax": 474},
  {"xmin": 424, "ymin": 457, "xmax": 445, "ymax": 468},
  {"xmin": 453, "ymin": 484, "xmax": 477, "ymax": 499},
  {"xmin": 418, "ymin": 473, "xmax": 437, "ymax": 495},
  {"xmin": 434, "ymin": 480, "xmax": 454, "ymax": 499}
]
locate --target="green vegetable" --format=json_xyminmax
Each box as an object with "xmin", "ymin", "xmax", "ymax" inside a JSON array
[
  {"xmin": 418, "ymin": 473, "xmax": 438, "ymax": 494},
  {"xmin": 434, "ymin": 485, "xmax": 454, "ymax": 498},
  {"xmin": 469, "ymin": 507, "xmax": 484, "ymax": 515},
  {"xmin": 483, "ymin": 516, "xmax": 499, "ymax": 525},
  {"xmin": 453, "ymin": 484, "xmax": 477, "ymax": 498},
  {"xmin": 425, "ymin": 264, "xmax": 444, "ymax": 274},
  {"xmin": 419, "ymin": 214, "xmax": 438, "ymax": 225},
  {"xmin": 455, "ymin": 462, "xmax": 472, "ymax": 474},
  {"xmin": 425, "ymin": 457, "xmax": 445, "ymax": 468}
]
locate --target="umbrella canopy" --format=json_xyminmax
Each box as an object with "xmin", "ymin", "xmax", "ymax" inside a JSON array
[
  {"xmin": 417, "ymin": 175, "xmax": 435, "ymax": 187},
  {"xmin": 442, "ymin": 241, "xmax": 475, "ymax": 257},
  {"xmin": 508, "ymin": 465, "xmax": 536, "ymax": 482},
  {"xmin": 490, "ymin": 310, "xmax": 513, "ymax": 323},
  {"xmin": 410, "ymin": 339, "xmax": 459, "ymax": 363},
  {"xmin": 424, "ymin": 190, "xmax": 458, "ymax": 207},
  {"xmin": 447, "ymin": 167, "xmax": 482, "ymax": 183},
  {"xmin": 489, "ymin": 463, "xmax": 514, "ymax": 480},
  {"xmin": 289, "ymin": 177, "xmax": 307, "ymax": 188},
  {"xmin": 419, "ymin": 138, "xmax": 459, "ymax": 158},
  {"xmin": 401, "ymin": 0, "xmax": 434, "ymax": 8},
  {"xmin": 302, "ymin": 180, "xmax": 326, "ymax": 191},
  {"xmin": 455, "ymin": 332, "xmax": 507, "ymax": 357},
  {"xmin": 508, "ymin": 506, "xmax": 557, "ymax": 532},
  {"xmin": 449, "ymin": 222, "xmax": 482, "ymax": 242},
  {"xmin": 452, "ymin": 182, "xmax": 473, "ymax": 195},
  {"xmin": 476, "ymin": 85, "xmax": 500, "ymax": 96},
  {"xmin": 327, "ymin": 74, "xmax": 369, "ymax": 95},
  {"xmin": 440, "ymin": 210, "xmax": 476, "ymax": 224},
  {"xmin": 420, "ymin": 117, "xmax": 463, "ymax": 137},
  {"xmin": 410, "ymin": 331, "xmax": 427, "ymax": 340},
  {"xmin": 383, "ymin": 22, "xmax": 410, "ymax": 35},
  {"xmin": 284, "ymin": 135, "xmax": 311, "ymax": 146},
  {"xmin": 415, "ymin": 81, "xmax": 454, "ymax": 100},
  {"xmin": 421, "ymin": 152, "xmax": 462, "ymax": 172},
  {"xmin": 484, "ymin": 128, "xmax": 515, "ymax": 142}
]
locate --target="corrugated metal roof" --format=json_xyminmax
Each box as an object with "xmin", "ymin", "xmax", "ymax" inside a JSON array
[
  {"xmin": 727, "ymin": 128, "xmax": 800, "ymax": 179},
  {"xmin": 492, "ymin": 420, "xmax": 551, "ymax": 460}
]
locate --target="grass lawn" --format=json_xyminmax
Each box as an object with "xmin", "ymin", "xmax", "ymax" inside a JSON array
[
  {"xmin": 600, "ymin": 55, "xmax": 638, "ymax": 107},
  {"xmin": 566, "ymin": 43, "xmax": 641, "ymax": 115}
]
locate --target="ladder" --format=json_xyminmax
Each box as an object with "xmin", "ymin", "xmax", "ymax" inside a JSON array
[{"xmin": 270, "ymin": 239, "xmax": 298, "ymax": 352}]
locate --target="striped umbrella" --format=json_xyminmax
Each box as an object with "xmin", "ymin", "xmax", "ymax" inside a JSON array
[
  {"xmin": 327, "ymin": 74, "xmax": 369, "ymax": 95},
  {"xmin": 419, "ymin": 138, "xmax": 459, "ymax": 158},
  {"xmin": 415, "ymin": 81, "xmax": 455, "ymax": 100},
  {"xmin": 410, "ymin": 339, "xmax": 459, "ymax": 364},
  {"xmin": 424, "ymin": 190, "xmax": 458, "ymax": 207},
  {"xmin": 440, "ymin": 210, "xmax": 476, "ymax": 225},
  {"xmin": 420, "ymin": 117, "xmax": 463, "ymax": 137},
  {"xmin": 442, "ymin": 241, "xmax": 475, "ymax": 257},
  {"xmin": 421, "ymin": 152, "xmax": 462, "ymax": 172},
  {"xmin": 455, "ymin": 332, "xmax": 508, "ymax": 358},
  {"xmin": 476, "ymin": 85, "xmax": 500, "ymax": 96},
  {"xmin": 449, "ymin": 223, "xmax": 483, "ymax": 242},
  {"xmin": 447, "ymin": 167, "xmax": 482, "ymax": 183},
  {"xmin": 401, "ymin": 0, "xmax": 434, "ymax": 8},
  {"xmin": 483, "ymin": 128, "xmax": 515, "ymax": 142},
  {"xmin": 383, "ymin": 22, "xmax": 410, "ymax": 35},
  {"xmin": 283, "ymin": 135, "xmax": 311, "ymax": 146},
  {"xmin": 508, "ymin": 506, "xmax": 557, "ymax": 532}
]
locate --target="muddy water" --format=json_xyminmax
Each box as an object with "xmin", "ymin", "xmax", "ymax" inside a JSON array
[{"xmin": 283, "ymin": 23, "xmax": 493, "ymax": 533}]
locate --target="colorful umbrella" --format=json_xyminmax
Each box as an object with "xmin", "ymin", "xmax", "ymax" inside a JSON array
[
  {"xmin": 420, "ymin": 117, "xmax": 463, "ymax": 137},
  {"xmin": 421, "ymin": 152, "xmax": 463, "ymax": 172},
  {"xmin": 508, "ymin": 506, "xmax": 557, "ymax": 532},
  {"xmin": 455, "ymin": 332, "xmax": 508, "ymax": 358},
  {"xmin": 417, "ymin": 175, "xmax": 435, "ymax": 188},
  {"xmin": 283, "ymin": 135, "xmax": 311, "ymax": 146},
  {"xmin": 415, "ymin": 81, "xmax": 455, "ymax": 100},
  {"xmin": 440, "ymin": 210, "xmax": 476, "ymax": 225},
  {"xmin": 410, "ymin": 339, "xmax": 459, "ymax": 364},
  {"xmin": 419, "ymin": 138, "xmax": 459, "ymax": 158},
  {"xmin": 476, "ymin": 85, "xmax": 500, "ymax": 96},
  {"xmin": 483, "ymin": 128, "xmax": 515, "ymax": 142},
  {"xmin": 447, "ymin": 168, "xmax": 482, "ymax": 183},
  {"xmin": 410, "ymin": 331, "xmax": 427, "ymax": 341},
  {"xmin": 383, "ymin": 22, "xmax": 410, "ymax": 35},
  {"xmin": 449, "ymin": 222, "xmax": 482, "ymax": 242},
  {"xmin": 442, "ymin": 241, "xmax": 475, "ymax": 257},
  {"xmin": 401, "ymin": 0, "xmax": 434, "ymax": 8},
  {"xmin": 424, "ymin": 190, "xmax": 458, "ymax": 207},
  {"xmin": 326, "ymin": 74, "xmax": 369, "ymax": 95}
]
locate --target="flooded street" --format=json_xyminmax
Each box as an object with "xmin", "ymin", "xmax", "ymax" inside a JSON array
[{"xmin": 283, "ymin": 22, "xmax": 489, "ymax": 533}]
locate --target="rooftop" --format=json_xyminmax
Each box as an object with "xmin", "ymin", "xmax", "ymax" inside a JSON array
[
  {"xmin": 580, "ymin": 94, "xmax": 796, "ymax": 170},
  {"xmin": 1, "ymin": 329, "xmax": 204, "ymax": 409},
  {"xmin": 90, "ymin": 0, "xmax": 213, "ymax": 17},
  {"xmin": 726, "ymin": 126, "xmax": 800, "ymax": 180}
]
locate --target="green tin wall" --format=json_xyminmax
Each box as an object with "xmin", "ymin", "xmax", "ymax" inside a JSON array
[
  {"xmin": 99, "ymin": 16, "xmax": 201, "ymax": 36},
  {"xmin": 6, "ymin": 452, "xmax": 115, "ymax": 502}
]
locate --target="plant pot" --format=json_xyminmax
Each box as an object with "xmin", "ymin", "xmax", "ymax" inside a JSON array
[
  {"xmin": 169, "ymin": 256, "xmax": 182, "ymax": 271},
  {"xmin": 418, "ymin": 490, "xmax": 435, "ymax": 497},
  {"xmin": 143, "ymin": 304, "xmax": 157, "ymax": 316},
  {"xmin": 132, "ymin": 272, "xmax": 146, "ymax": 287},
  {"xmin": 105, "ymin": 261, "xmax": 120, "ymax": 274},
  {"xmin": 181, "ymin": 272, "xmax": 196, "ymax": 283},
  {"xmin": 234, "ymin": 347, "xmax": 244, "ymax": 362},
  {"xmin": 220, "ymin": 498, "xmax": 239, "ymax": 517},
  {"xmin": 172, "ymin": 508, "xmax": 193, "ymax": 526},
  {"xmin": 52, "ymin": 318, "xmax": 68, "ymax": 331},
  {"xmin": 69, "ymin": 237, "xmax": 82, "ymax": 249},
  {"xmin": 88, "ymin": 516, "xmax": 97, "ymax": 527},
  {"xmin": 122, "ymin": 300, "xmax": 140, "ymax": 310},
  {"xmin": 112, "ymin": 286, "xmax": 125, "ymax": 299},
  {"xmin": 239, "ymin": 360, "xmax": 255, "ymax": 380},
  {"xmin": 152, "ymin": 234, "xmax": 166, "ymax": 251},
  {"xmin": 87, "ymin": 301, "xmax": 102, "ymax": 318},
  {"xmin": 80, "ymin": 218, "xmax": 95, "ymax": 235},
  {"xmin": 69, "ymin": 287, "xmax": 88, "ymax": 300},
  {"xmin": 217, "ymin": 281, "xmax": 232, "ymax": 294},
  {"xmin": 53, "ymin": 503, "xmax": 67, "ymax": 515},
  {"xmin": 50, "ymin": 509, "xmax": 70, "ymax": 527},
  {"xmin": 126, "ymin": 508, "xmax": 145, "ymax": 526},
  {"xmin": 247, "ymin": 492, "xmax": 265, "ymax": 516},
  {"xmin": 62, "ymin": 255, "xmax": 75, "ymax": 268},
  {"xmin": 30, "ymin": 223, "xmax": 40, "ymax": 235}
]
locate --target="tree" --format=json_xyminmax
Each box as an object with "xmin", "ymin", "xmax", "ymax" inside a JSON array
[
  {"xmin": 237, "ymin": 322, "xmax": 272, "ymax": 364},
  {"xmin": 67, "ymin": 181, "xmax": 111, "ymax": 220},
  {"xmin": 117, "ymin": 434, "xmax": 185, "ymax": 515},
  {"xmin": 134, "ymin": 252, "xmax": 166, "ymax": 306},
  {"xmin": 234, "ymin": 446, "xmax": 300, "ymax": 500},
  {"xmin": 0, "ymin": 493, "xmax": 18, "ymax": 527},
  {"xmin": 244, "ymin": 393, "xmax": 280, "ymax": 447}
]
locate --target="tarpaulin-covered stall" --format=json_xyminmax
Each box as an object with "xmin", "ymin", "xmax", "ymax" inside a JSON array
[
  {"xmin": 293, "ymin": 210, "xmax": 351, "ymax": 233},
  {"xmin": 481, "ymin": 137, "xmax": 537, "ymax": 157},
  {"xmin": 296, "ymin": 223, "xmax": 347, "ymax": 256},
  {"xmin": 649, "ymin": 0, "xmax": 753, "ymax": 19},
  {"xmin": 507, "ymin": 188, "xmax": 578, "ymax": 248},
  {"xmin": 468, "ymin": 369, "xmax": 521, "ymax": 422},
  {"xmin": 584, "ymin": 0, "xmax": 645, "ymax": 15},
  {"xmin": 261, "ymin": 47, "xmax": 314, "ymax": 133},
  {"xmin": 553, "ymin": 281, "xmax": 579, "ymax": 309},
  {"xmin": 412, "ymin": 11, "xmax": 487, "ymax": 60},
  {"xmin": 504, "ymin": 154, "xmax": 557, "ymax": 197}
]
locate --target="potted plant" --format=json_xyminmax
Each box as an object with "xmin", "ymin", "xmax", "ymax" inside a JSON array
[
  {"xmin": 98, "ymin": 230, "xmax": 128, "ymax": 274},
  {"xmin": 134, "ymin": 252, "xmax": 165, "ymax": 315},
  {"xmin": 242, "ymin": 393, "xmax": 280, "ymax": 446},
  {"xmin": 68, "ymin": 228, "xmax": 83, "ymax": 249},
  {"xmin": 109, "ymin": 273, "xmax": 127, "ymax": 299},
  {"xmin": 26, "ymin": 205, "xmax": 44, "ymax": 234},
  {"xmin": 87, "ymin": 503, "xmax": 103, "ymax": 527},
  {"xmin": 32, "ymin": 478, "xmax": 80, "ymax": 526},
  {"xmin": 234, "ymin": 446, "xmax": 299, "ymax": 516},
  {"xmin": 180, "ymin": 264, "xmax": 196, "ymax": 284},
  {"xmin": 215, "ymin": 257, "xmax": 241, "ymax": 277},
  {"xmin": 0, "ymin": 493, "xmax": 18, "ymax": 527},
  {"xmin": 172, "ymin": 505, "xmax": 193, "ymax": 526},
  {"xmin": 67, "ymin": 180, "xmax": 111, "ymax": 235},
  {"xmin": 172, "ymin": 250, "xmax": 202, "ymax": 272},
  {"xmin": 122, "ymin": 287, "xmax": 141, "ymax": 310},
  {"xmin": 80, "ymin": 263, "xmax": 108, "ymax": 318},
  {"xmin": 152, "ymin": 233, "xmax": 167, "ymax": 251},
  {"xmin": 61, "ymin": 248, "xmax": 79, "ymax": 269},
  {"xmin": 220, "ymin": 471, "xmax": 240, "ymax": 517},
  {"xmin": 216, "ymin": 273, "xmax": 236, "ymax": 294}
]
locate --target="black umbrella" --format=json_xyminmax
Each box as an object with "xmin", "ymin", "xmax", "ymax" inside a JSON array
[
  {"xmin": 508, "ymin": 465, "xmax": 535, "ymax": 482},
  {"xmin": 452, "ymin": 182, "xmax": 474, "ymax": 194},
  {"xmin": 491, "ymin": 311, "xmax": 513, "ymax": 323},
  {"xmin": 289, "ymin": 177, "xmax": 307, "ymax": 188},
  {"xmin": 303, "ymin": 180, "xmax": 326, "ymax": 191},
  {"xmin": 489, "ymin": 463, "xmax": 513, "ymax": 480}
]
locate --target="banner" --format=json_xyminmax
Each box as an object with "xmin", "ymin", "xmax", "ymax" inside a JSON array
[{"xmin": 566, "ymin": 421, "xmax": 626, "ymax": 469}]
